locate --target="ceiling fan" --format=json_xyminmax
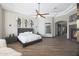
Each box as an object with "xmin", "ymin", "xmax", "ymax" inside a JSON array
[{"xmin": 35, "ymin": 3, "xmax": 49, "ymax": 19}]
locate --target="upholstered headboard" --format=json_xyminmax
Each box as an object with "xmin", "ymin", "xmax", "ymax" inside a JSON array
[{"xmin": 18, "ymin": 28, "xmax": 34, "ymax": 35}]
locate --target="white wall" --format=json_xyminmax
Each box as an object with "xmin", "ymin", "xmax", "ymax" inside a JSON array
[
  {"xmin": 37, "ymin": 17, "xmax": 54, "ymax": 37},
  {"xmin": 4, "ymin": 10, "xmax": 36, "ymax": 37},
  {"xmin": 4, "ymin": 10, "xmax": 54, "ymax": 37},
  {"xmin": 5, "ymin": 10, "xmax": 18, "ymax": 36},
  {"xmin": 28, "ymin": 16, "xmax": 55, "ymax": 37},
  {"xmin": 37, "ymin": 17, "xmax": 45, "ymax": 35},
  {"xmin": 0, "ymin": 5, "xmax": 3, "ymax": 38},
  {"xmin": 4, "ymin": 9, "xmax": 55, "ymax": 37}
]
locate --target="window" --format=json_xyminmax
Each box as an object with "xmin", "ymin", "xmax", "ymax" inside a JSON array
[{"xmin": 45, "ymin": 23, "xmax": 51, "ymax": 34}]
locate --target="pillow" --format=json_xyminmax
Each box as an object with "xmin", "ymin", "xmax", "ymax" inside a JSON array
[
  {"xmin": 19, "ymin": 32, "xmax": 32, "ymax": 36},
  {"xmin": 24, "ymin": 32, "xmax": 32, "ymax": 34},
  {"xmin": 19, "ymin": 33, "xmax": 26, "ymax": 36}
]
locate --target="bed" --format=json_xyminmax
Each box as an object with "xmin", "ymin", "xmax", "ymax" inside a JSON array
[{"xmin": 17, "ymin": 28, "xmax": 42, "ymax": 47}]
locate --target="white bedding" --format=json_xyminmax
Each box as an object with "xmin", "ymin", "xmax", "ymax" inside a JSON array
[{"xmin": 18, "ymin": 32, "xmax": 42, "ymax": 44}]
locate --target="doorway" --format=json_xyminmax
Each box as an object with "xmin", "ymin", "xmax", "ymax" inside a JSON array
[{"xmin": 55, "ymin": 21, "xmax": 67, "ymax": 38}]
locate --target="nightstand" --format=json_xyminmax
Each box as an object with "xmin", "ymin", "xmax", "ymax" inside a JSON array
[{"xmin": 5, "ymin": 34, "xmax": 17, "ymax": 44}]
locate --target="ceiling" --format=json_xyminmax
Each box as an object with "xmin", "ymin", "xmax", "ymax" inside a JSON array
[{"xmin": 1, "ymin": 3, "xmax": 76, "ymax": 16}]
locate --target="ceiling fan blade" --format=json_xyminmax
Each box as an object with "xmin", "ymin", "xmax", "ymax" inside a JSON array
[
  {"xmin": 40, "ymin": 13, "xmax": 49, "ymax": 15},
  {"xmin": 40, "ymin": 14, "xmax": 46, "ymax": 18}
]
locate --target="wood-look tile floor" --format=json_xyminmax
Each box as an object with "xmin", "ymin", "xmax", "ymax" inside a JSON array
[{"xmin": 7, "ymin": 36, "xmax": 78, "ymax": 56}]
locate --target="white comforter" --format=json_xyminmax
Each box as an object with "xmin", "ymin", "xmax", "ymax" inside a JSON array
[{"xmin": 18, "ymin": 32, "xmax": 42, "ymax": 44}]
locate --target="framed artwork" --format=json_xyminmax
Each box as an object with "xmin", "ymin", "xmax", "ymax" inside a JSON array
[
  {"xmin": 17, "ymin": 18, "xmax": 21, "ymax": 28},
  {"xmin": 25, "ymin": 19, "xmax": 27, "ymax": 27},
  {"xmin": 30, "ymin": 20, "xmax": 34, "ymax": 27}
]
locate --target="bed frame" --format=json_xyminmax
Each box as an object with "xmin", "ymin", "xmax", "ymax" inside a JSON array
[{"xmin": 17, "ymin": 28, "xmax": 42, "ymax": 48}]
